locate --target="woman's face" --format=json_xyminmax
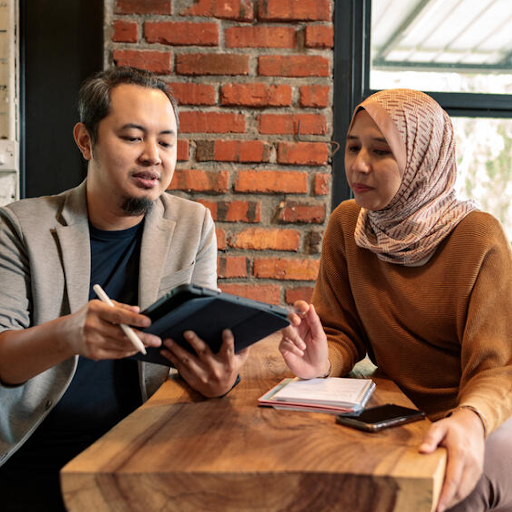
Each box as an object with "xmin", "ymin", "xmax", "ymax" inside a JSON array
[{"xmin": 345, "ymin": 110, "xmax": 402, "ymax": 211}]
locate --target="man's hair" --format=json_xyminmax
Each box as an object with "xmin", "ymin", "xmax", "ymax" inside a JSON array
[{"xmin": 77, "ymin": 66, "xmax": 179, "ymax": 145}]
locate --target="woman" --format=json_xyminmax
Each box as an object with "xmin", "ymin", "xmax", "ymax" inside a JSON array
[{"xmin": 280, "ymin": 89, "xmax": 512, "ymax": 512}]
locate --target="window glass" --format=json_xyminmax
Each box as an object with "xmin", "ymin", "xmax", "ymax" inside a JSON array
[
  {"xmin": 371, "ymin": 0, "xmax": 512, "ymax": 94},
  {"xmin": 453, "ymin": 117, "xmax": 512, "ymax": 240}
]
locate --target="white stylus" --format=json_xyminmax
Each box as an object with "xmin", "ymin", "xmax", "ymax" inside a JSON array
[{"xmin": 93, "ymin": 284, "xmax": 147, "ymax": 355}]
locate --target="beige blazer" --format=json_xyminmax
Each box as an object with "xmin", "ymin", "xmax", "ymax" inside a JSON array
[{"xmin": 0, "ymin": 180, "xmax": 217, "ymax": 465}]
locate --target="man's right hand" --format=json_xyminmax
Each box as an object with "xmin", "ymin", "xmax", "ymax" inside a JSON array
[
  {"xmin": 0, "ymin": 299, "xmax": 162, "ymax": 385},
  {"xmin": 279, "ymin": 300, "xmax": 330, "ymax": 379},
  {"xmin": 65, "ymin": 299, "xmax": 162, "ymax": 360}
]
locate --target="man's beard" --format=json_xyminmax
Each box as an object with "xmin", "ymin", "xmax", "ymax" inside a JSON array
[{"xmin": 121, "ymin": 196, "xmax": 154, "ymax": 216}]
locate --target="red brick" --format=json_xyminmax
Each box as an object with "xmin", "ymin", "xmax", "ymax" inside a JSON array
[
  {"xmin": 115, "ymin": 0, "xmax": 172, "ymax": 14},
  {"xmin": 277, "ymin": 202, "xmax": 326, "ymax": 224},
  {"xmin": 258, "ymin": 55, "xmax": 330, "ymax": 77},
  {"xmin": 181, "ymin": 0, "xmax": 254, "ymax": 21},
  {"xmin": 225, "ymin": 26, "xmax": 296, "ymax": 48},
  {"xmin": 220, "ymin": 83, "xmax": 292, "ymax": 107},
  {"xmin": 258, "ymin": 0, "xmax": 331, "ymax": 21},
  {"xmin": 235, "ymin": 170, "xmax": 308, "ymax": 194},
  {"xmin": 314, "ymin": 173, "xmax": 330, "ymax": 195},
  {"xmin": 217, "ymin": 256, "xmax": 249, "ymax": 278},
  {"xmin": 218, "ymin": 283, "xmax": 281, "ymax": 305},
  {"xmin": 200, "ymin": 199, "xmax": 218, "ymax": 219},
  {"xmin": 167, "ymin": 82, "xmax": 216, "ymax": 106},
  {"xmin": 112, "ymin": 20, "xmax": 138, "ymax": 43},
  {"xmin": 253, "ymin": 258, "xmax": 320, "ymax": 281},
  {"xmin": 113, "ymin": 50, "xmax": 172, "ymax": 74},
  {"xmin": 177, "ymin": 139, "xmax": 190, "ymax": 161},
  {"xmin": 179, "ymin": 112, "xmax": 246, "ymax": 134},
  {"xmin": 305, "ymin": 25, "xmax": 334, "ymax": 48},
  {"xmin": 305, "ymin": 230, "xmax": 323, "ymax": 254},
  {"xmin": 145, "ymin": 22, "xmax": 219, "ymax": 46},
  {"xmin": 196, "ymin": 140, "xmax": 271, "ymax": 163},
  {"xmin": 197, "ymin": 200, "xmax": 261, "ymax": 222},
  {"xmin": 299, "ymin": 85, "xmax": 330, "ymax": 108},
  {"xmin": 176, "ymin": 53, "xmax": 249, "ymax": 76},
  {"xmin": 216, "ymin": 228, "xmax": 227, "ymax": 250},
  {"xmin": 258, "ymin": 114, "xmax": 327, "ymax": 135},
  {"xmin": 277, "ymin": 142, "xmax": 329, "ymax": 166},
  {"xmin": 285, "ymin": 286, "xmax": 314, "ymax": 305},
  {"xmin": 229, "ymin": 228, "xmax": 300, "ymax": 251},
  {"xmin": 168, "ymin": 169, "xmax": 229, "ymax": 193}
]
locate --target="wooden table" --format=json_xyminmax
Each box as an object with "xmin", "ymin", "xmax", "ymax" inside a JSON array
[{"xmin": 61, "ymin": 335, "xmax": 446, "ymax": 512}]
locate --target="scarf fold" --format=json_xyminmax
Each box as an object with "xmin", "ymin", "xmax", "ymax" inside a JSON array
[{"xmin": 352, "ymin": 89, "xmax": 478, "ymax": 265}]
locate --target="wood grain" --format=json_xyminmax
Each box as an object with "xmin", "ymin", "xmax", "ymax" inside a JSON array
[{"xmin": 61, "ymin": 335, "xmax": 446, "ymax": 512}]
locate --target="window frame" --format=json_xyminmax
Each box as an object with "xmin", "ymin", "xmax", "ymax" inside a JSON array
[{"xmin": 332, "ymin": 0, "xmax": 512, "ymax": 209}]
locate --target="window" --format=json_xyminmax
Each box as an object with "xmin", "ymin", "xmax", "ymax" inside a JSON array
[
  {"xmin": 333, "ymin": 0, "xmax": 512, "ymax": 238},
  {"xmin": 371, "ymin": 0, "xmax": 512, "ymax": 95}
]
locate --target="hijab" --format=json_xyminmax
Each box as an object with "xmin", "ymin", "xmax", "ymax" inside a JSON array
[{"xmin": 351, "ymin": 89, "xmax": 478, "ymax": 265}]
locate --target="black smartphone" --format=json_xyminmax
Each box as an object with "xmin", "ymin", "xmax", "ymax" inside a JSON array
[{"xmin": 336, "ymin": 403, "xmax": 426, "ymax": 432}]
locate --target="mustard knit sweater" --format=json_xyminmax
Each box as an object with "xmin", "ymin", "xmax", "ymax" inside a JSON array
[{"xmin": 313, "ymin": 200, "xmax": 512, "ymax": 433}]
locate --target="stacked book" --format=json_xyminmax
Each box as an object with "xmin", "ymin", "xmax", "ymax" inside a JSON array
[{"xmin": 258, "ymin": 377, "xmax": 375, "ymax": 415}]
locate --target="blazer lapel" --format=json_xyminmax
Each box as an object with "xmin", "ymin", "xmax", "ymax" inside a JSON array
[
  {"xmin": 139, "ymin": 199, "xmax": 175, "ymax": 309},
  {"xmin": 55, "ymin": 182, "xmax": 91, "ymax": 313}
]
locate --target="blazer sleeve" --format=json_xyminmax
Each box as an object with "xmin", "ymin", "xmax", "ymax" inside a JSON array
[
  {"xmin": 190, "ymin": 206, "xmax": 217, "ymax": 290},
  {"xmin": 0, "ymin": 207, "xmax": 32, "ymax": 334}
]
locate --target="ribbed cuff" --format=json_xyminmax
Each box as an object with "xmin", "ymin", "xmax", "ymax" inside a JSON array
[{"xmin": 447, "ymin": 405, "xmax": 488, "ymax": 438}]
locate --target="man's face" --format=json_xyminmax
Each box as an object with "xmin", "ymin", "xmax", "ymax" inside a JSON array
[{"xmin": 87, "ymin": 84, "xmax": 178, "ymax": 216}]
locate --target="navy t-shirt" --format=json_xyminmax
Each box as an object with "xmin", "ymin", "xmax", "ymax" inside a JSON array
[
  {"xmin": 8, "ymin": 220, "xmax": 146, "ymax": 464},
  {"xmin": 38, "ymin": 220, "xmax": 145, "ymax": 436},
  {"xmin": 0, "ymin": 220, "xmax": 147, "ymax": 509}
]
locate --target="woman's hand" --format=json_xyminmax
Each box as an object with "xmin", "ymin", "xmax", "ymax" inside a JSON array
[
  {"xmin": 279, "ymin": 300, "xmax": 330, "ymax": 379},
  {"xmin": 161, "ymin": 329, "xmax": 250, "ymax": 398},
  {"xmin": 419, "ymin": 408, "xmax": 486, "ymax": 512}
]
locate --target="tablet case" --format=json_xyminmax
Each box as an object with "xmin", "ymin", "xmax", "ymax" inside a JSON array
[{"xmin": 131, "ymin": 284, "xmax": 290, "ymax": 366}]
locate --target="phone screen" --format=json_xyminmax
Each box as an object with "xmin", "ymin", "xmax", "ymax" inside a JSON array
[{"xmin": 336, "ymin": 404, "xmax": 426, "ymax": 432}]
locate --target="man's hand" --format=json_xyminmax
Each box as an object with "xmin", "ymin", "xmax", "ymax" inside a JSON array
[
  {"xmin": 65, "ymin": 299, "xmax": 162, "ymax": 360},
  {"xmin": 419, "ymin": 408, "xmax": 486, "ymax": 512},
  {"xmin": 0, "ymin": 299, "xmax": 163, "ymax": 385},
  {"xmin": 279, "ymin": 300, "xmax": 330, "ymax": 379},
  {"xmin": 161, "ymin": 329, "xmax": 250, "ymax": 397}
]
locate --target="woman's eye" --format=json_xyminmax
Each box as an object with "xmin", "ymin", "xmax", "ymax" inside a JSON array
[
  {"xmin": 374, "ymin": 148, "xmax": 391, "ymax": 156},
  {"xmin": 347, "ymin": 145, "xmax": 360, "ymax": 153}
]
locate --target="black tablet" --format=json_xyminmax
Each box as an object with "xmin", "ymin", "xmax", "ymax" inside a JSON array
[{"xmin": 131, "ymin": 284, "xmax": 290, "ymax": 366}]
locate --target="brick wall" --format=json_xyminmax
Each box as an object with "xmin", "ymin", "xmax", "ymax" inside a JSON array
[{"xmin": 105, "ymin": 0, "xmax": 335, "ymax": 306}]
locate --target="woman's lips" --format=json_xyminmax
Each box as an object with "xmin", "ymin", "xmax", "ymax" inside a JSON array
[{"xmin": 352, "ymin": 183, "xmax": 373, "ymax": 193}]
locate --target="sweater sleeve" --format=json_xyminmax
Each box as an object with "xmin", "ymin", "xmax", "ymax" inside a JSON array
[
  {"xmin": 456, "ymin": 216, "xmax": 512, "ymax": 434},
  {"xmin": 312, "ymin": 203, "xmax": 369, "ymax": 377}
]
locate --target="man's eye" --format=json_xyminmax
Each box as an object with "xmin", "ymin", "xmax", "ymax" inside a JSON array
[
  {"xmin": 122, "ymin": 136, "xmax": 140, "ymax": 142},
  {"xmin": 159, "ymin": 141, "xmax": 173, "ymax": 148}
]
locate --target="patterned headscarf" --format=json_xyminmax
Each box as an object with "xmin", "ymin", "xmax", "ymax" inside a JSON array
[{"xmin": 352, "ymin": 89, "xmax": 478, "ymax": 265}]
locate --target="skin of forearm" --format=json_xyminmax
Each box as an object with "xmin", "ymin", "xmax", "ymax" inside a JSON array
[{"xmin": 0, "ymin": 316, "xmax": 76, "ymax": 385}]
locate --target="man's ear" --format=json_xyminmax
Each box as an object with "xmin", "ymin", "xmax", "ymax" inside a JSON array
[{"xmin": 73, "ymin": 122, "xmax": 93, "ymax": 161}]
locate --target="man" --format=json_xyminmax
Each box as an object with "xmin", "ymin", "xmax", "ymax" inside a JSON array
[{"xmin": 0, "ymin": 66, "xmax": 248, "ymax": 511}]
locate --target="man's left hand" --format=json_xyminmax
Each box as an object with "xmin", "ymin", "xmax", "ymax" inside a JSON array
[{"xmin": 160, "ymin": 329, "xmax": 250, "ymax": 397}]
